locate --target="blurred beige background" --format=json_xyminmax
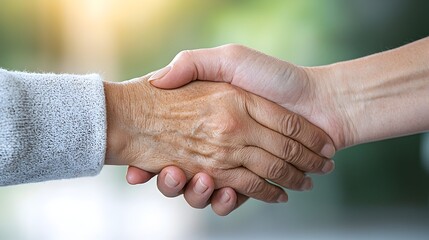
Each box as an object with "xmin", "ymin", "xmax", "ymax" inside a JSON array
[{"xmin": 1, "ymin": 0, "xmax": 428, "ymax": 239}]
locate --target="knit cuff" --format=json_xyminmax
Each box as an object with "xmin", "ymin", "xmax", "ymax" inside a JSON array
[{"xmin": 0, "ymin": 69, "xmax": 106, "ymax": 185}]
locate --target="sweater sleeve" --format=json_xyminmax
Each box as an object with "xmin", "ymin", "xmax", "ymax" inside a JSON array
[{"xmin": 0, "ymin": 69, "xmax": 106, "ymax": 186}]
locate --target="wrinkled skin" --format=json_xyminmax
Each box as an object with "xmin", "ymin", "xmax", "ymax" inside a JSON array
[{"xmin": 104, "ymin": 76, "xmax": 334, "ymax": 203}]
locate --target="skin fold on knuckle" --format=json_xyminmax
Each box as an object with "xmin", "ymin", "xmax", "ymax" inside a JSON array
[
  {"xmin": 213, "ymin": 169, "xmax": 243, "ymax": 190},
  {"xmin": 245, "ymin": 179, "xmax": 265, "ymax": 197},
  {"xmin": 280, "ymin": 113, "xmax": 302, "ymax": 137},
  {"xmin": 282, "ymin": 139, "xmax": 304, "ymax": 164},
  {"xmin": 279, "ymin": 131, "xmax": 326, "ymax": 172},
  {"xmin": 266, "ymin": 160, "xmax": 304, "ymax": 189},
  {"xmin": 291, "ymin": 148, "xmax": 324, "ymax": 172},
  {"xmin": 307, "ymin": 129, "xmax": 327, "ymax": 152},
  {"xmin": 266, "ymin": 160, "xmax": 287, "ymax": 181},
  {"xmin": 244, "ymin": 178, "xmax": 281, "ymax": 203}
]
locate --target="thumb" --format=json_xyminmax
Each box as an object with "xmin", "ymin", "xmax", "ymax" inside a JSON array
[
  {"xmin": 148, "ymin": 47, "xmax": 238, "ymax": 89},
  {"xmin": 148, "ymin": 64, "xmax": 193, "ymax": 89}
]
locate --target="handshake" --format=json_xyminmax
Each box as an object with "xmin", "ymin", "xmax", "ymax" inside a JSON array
[
  {"xmin": 104, "ymin": 45, "xmax": 338, "ymax": 216},
  {"xmin": 104, "ymin": 38, "xmax": 429, "ymax": 215}
]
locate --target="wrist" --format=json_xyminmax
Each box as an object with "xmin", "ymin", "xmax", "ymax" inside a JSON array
[
  {"xmin": 303, "ymin": 64, "xmax": 358, "ymax": 150},
  {"xmin": 103, "ymin": 81, "xmax": 128, "ymax": 165},
  {"xmin": 103, "ymin": 78, "xmax": 157, "ymax": 166}
]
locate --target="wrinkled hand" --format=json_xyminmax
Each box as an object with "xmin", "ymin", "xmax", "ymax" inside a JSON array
[
  {"xmin": 146, "ymin": 44, "xmax": 346, "ymax": 146},
  {"xmin": 129, "ymin": 40, "xmax": 429, "ymax": 215},
  {"xmin": 105, "ymin": 75, "xmax": 334, "ymax": 206},
  {"xmin": 125, "ymin": 44, "xmax": 340, "ymax": 215}
]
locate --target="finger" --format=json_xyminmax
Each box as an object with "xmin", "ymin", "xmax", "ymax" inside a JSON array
[
  {"xmin": 215, "ymin": 168, "xmax": 288, "ymax": 203},
  {"xmin": 183, "ymin": 173, "xmax": 215, "ymax": 209},
  {"xmin": 238, "ymin": 146, "xmax": 313, "ymax": 191},
  {"xmin": 244, "ymin": 120, "xmax": 332, "ymax": 174},
  {"xmin": 246, "ymin": 94, "xmax": 336, "ymax": 159},
  {"xmin": 210, "ymin": 188, "xmax": 238, "ymax": 216},
  {"xmin": 148, "ymin": 44, "xmax": 293, "ymax": 96},
  {"xmin": 126, "ymin": 166, "xmax": 155, "ymax": 185},
  {"xmin": 156, "ymin": 166, "xmax": 187, "ymax": 198}
]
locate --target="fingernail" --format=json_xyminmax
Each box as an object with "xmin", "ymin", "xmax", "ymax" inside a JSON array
[
  {"xmin": 220, "ymin": 191, "xmax": 231, "ymax": 204},
  {"xmin": 277, "ymin": 193, "xmax": 288, "ymax": 203},
  {"xmin": 300, "ymin": 177, "xmax": 313, "ymax": 191},
  {"xmin": 165, "ymin": 173, "xmax": 179, "ymax": 188},
  {"xmin": 322, "ymin": 160, "xmax": 335, "ymax": 174},
  {"xmin": 148, "ymin": 65, "xmax": 171, "ymax": 82},
  {"xmin": 321, "ymin": 144, "xmax": 336, "ymax": 158},
  {"xmin": 194, "ymin": 178, "xmax": 208, "ymax": 194}
]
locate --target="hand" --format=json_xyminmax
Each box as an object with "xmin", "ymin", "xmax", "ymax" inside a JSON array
[
  {"xmin": 131, "ymin": 38, "xmax": 429, "ymax": 215},
  {"xmin": 127, "ymin": 165, "xmax": 243, "ymax": 216},
  {"xmin": 127, "ymin": 44, "xmax": 340, "ymax": 215},
  {"xmin": 146, "ymin": 44, "xmax": 348, "ymax": 148},
  {"xmin": 105, "ymin": 75, "xmax": 335, "ymax": 204},
  {"xmin": 145, "ymin": 41, "xmax": 429, "ymax": 148}
]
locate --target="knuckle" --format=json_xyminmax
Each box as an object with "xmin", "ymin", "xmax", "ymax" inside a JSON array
[
  {"xmin": 297, "ymin": 126, "xmax": 325, "ymax": 152},
  {"xmin": 175, "ymin": 50, "xmax": 200, "ymax": 79},
  {"xmin": 212, "ymin": 113, "xmax": 241, "ymax": 137},
  {"xmin": 280, "ymin": 113, "xmax": 302, "ymax": 137},
  {"xmin": 214, "ymin": 170, "xmax": 240, "ymax": 188},
  {"xmin": 231, "ymin": 147, "xmax": 251, "ymax": 166},
  {"xmin": 304, "ymin": 132, "xmax": 320, "ymax": 150},
  {"xmin": 221, "ymin": 44, "xmax": 252, "ymax": 63},
  {"xmin": 222, "ymin": 43, "xmax": 246, "ymax": 54},
  {"xmin": 267, "ymin": 160, "xmax": 287, "ymax": 180},
  {"xmin": 175, "ymin": 50, "xmax": 193, "ymax": 61},
  {"xmin": 224, "ymin": 114, "xmax": 241, "ymax": 132},
  {"xmin": 282, "ymin": 139, "xmax": 303, "ymax": 163},
  {"xmin": 245, "ymin": 178, "xmax": 265, "ymax": 196},
  {"xmin": 208, "ymin": 167, "xmax": 228, "ymax": 183}
]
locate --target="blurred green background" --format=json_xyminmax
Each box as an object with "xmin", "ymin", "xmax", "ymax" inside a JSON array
[{"xmin": 1, "ymin": 0, "xmax": 428, "ymax": 239}]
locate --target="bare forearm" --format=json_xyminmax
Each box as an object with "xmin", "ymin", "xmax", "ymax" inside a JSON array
[{"xmin": 323, "ymin": 37, "xmax": 429, "ymax": 147}]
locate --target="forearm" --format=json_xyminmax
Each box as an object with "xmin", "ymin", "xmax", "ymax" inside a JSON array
[{"xmin": 323, "ymin": 37, "xmax": 429, "ymax": 147}]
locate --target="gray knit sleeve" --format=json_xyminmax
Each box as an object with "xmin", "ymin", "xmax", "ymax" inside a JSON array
[{"xmin": 0, "ymin": 69, "xmax": 106, "ymax": 186}]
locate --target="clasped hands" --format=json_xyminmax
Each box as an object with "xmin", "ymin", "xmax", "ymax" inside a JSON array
[{"xmin": 104, "ymin": 45, "xmax": 341, "ymax": 216}]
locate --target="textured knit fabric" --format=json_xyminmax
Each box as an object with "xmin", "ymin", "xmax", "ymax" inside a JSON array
[{"xmin": 0, "ymin": 69, "xmax": 106, "ymax": 186}]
